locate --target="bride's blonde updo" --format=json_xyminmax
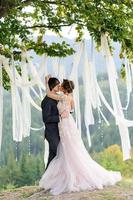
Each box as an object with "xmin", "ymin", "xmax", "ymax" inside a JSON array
[{"xmin": 62, "ymin": 79, "xmax": 75, "ymax": 93}]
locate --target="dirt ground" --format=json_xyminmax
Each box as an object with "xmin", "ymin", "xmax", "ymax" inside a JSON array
[
  {"xmin": 27, "ymin": 186, "xmax": 133, "ymax": 200},
  {"xmin": 0, "ymin": 179, "xmax": 133, "ymax": 200}
]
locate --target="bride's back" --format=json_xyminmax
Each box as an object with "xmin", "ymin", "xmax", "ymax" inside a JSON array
[{"xmin": 57, "ymin": 94, "xmax": 73, "ymax": 117}]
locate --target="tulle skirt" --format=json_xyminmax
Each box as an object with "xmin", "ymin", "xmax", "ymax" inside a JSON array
[{"xmin": 39, "ymin": 115, "xmax": 122, "ymax": 195}]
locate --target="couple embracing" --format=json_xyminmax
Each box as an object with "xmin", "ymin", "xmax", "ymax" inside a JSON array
[{"xmin": 39, "ymin": 76, "xmax": 121, "ymax": 195}]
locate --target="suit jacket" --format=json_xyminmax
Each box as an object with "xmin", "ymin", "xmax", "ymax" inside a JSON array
[{"xmin": 41, "ymin": 95, "xmax": 60, "ymax": 140}]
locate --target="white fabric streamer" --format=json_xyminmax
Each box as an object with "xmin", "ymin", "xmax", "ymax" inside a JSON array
[
  {"xmin": 3, "ymin": 56, "xmax": 42, "ymax": 112},
  {"xmin": 52, "ymin": 57, "xmax": 59, "ymax": 77},
  {"xmin": 123, "ymin": 58, "xmax": 132, "ymax": 110},
  {"xmin": 44, "ymin": 140, "xmax": 49, "ymax": 166},
  {"xmin": 58, "ymin": 63, "xmax": 66, "ymax": 81},
  {"xmin": 0, "ymin": 62, "xmax": 3, "ymax": 151},
  {"xmin": 21, "ymin": 53, "xmax": 31, "ymax": 137},
  {"xmin": 82, "ymin": 41, "xmax": 94, "ymax": 146},
  {"xmin": 10, "ymin": 61, "xmax": 24, "ymax": 141},
  {"xmin": 38, "ymin": 55, "xmax": 48, "ymax": 78},
  {"xmin": 30, "ymin": 126, "xmax": 44, "ymax": 131},
  {"xmin": 101, "ymin": 35, "xmax": 131, "ymax": 160},
  {"xmin": 26, "ymin": 53, "xmax": 45, "ymax": 90},
  {"xmin": 30, "ymin": 86, "xmax": 42, "ymax": 100},
  {"xmin": 90, "ymin": 39, "xmax": 101, "ymax": 109},
  {"xmin": 69, "ymin": 42, "xmax": 83, "ymax": 135},
  {"xmin": 99, "ymin": 108, "xmax": 110, "ymax": 126}
]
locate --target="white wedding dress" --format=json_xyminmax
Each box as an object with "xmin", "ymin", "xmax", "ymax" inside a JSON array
[{"xmin": 39, "ymin": 97, "xmax": 122, "ymax": 195}]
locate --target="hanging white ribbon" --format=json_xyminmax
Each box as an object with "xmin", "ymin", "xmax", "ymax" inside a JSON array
[
  {"xmin": 30, "ymin": 55, "xmax": 47, "ymax": 101},
  {"xmin": 123, "ymin": 58, "xmax": 132, "ymax": 110},
  {"xmin": 3, "ymin": 59, "xmax": 42, "ymax": 111},
  {"xmin": 52, "ymin": 57, "xmax": 59, "ymax": 77},
  {"xmin": 26, "ymin": 53, "xmax": 46, "ymax": 90},
  {"xmin": 10, "ymin": 60, "xmax": 24, "ymax": 142},
  {"xmin": 130, "ymin": 63, "xmax": 133, "ymax": 79},
  {"xmin": 69, "ymin": 42, "xmax": 83, "ymax": 136},
  {"xmin": 30, "ymin": 125, "xmax": 44, "ymax": 131},
  {"xmin": 90, "ymin": 39, "xmax": 102, "ymax": 109},
  {"xmin": 38, "ymin": 55, "xmax": 48, "ymax": 78},
  {"xmin": 90, "ymin": 39, "xmax": 109, "ymax": 125},
  {"xmin": 101, "ymin": 35, "xmax": 131, "ymax": 160},
  {"xmin": 82, "ymin": 41, "xmax": 94, "ymax": 146},
  {"xmin": 44, "ymin": 140, "xmax": 49, "ymax": 166},
  {"xmin": 58, "ymin": 63, "xmax": 66, "ymax": 81},
  {"xmin": 6, "ymin": 52, "xmax": 47, "ymax": 89},
  {"xmin": 21, "ymin": 52, "xmax": 31, "ymax": 137},
  {"xmin": 30, "ymin": 86, "xmax": 42, "ymax": 100},
  {"xmin": 0, "ymin": 62, "xmax": 3, "ymax": 151}
]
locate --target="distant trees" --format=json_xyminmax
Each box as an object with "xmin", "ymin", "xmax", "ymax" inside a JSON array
[
  {"xmin": 0, "ymin": 152, "xmax": 44, "ymax": 190},
  {"xmin": 93, "ymin": 144, "xmax": 133, "ymax": 178}
]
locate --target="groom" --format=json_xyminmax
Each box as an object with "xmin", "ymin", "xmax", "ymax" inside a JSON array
[{"xmin": 41, "ymin": 77, "xmax": 60, "ymax": 169}]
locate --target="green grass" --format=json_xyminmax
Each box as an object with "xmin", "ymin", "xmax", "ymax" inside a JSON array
[
  {"xmin": 99, "ymin": 192, "xmax": 118, "ymax": 200},
  {"xmin": 117, "ymin": 178, "xmax": 133, "ymax": 188},
  {"xmin": 39, "ymin": 197, "xmax": 52, "ymax": 200}
]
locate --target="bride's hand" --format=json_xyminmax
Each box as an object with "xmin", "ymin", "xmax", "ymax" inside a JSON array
[{"xmin": 45, "ymin": 74, "xmax": 51, "ymax": 83}]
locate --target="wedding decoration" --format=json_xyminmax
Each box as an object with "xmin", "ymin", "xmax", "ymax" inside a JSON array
[
  {"xmin": 0, "ymin": 35, "xmax": 133, "ymax": 163},
  {"xmin": 0, "ymin": 59, "xmax": 3, "ymax": 151}
]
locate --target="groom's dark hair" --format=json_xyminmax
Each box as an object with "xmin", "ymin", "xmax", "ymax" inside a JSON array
[{"xmin": 48, "ymin": 77, "xmax": 60, "ymax": 91}]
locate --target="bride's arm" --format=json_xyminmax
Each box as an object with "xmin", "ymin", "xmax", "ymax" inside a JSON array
[
  {"xmin": 47, "ymin": 92, "xmax": 65, "ymax": 101},
  {"xmin": 45, "ymin": 75, "xmax": 51, "ymax": 93},
  {"xmin": 45, "ymin": 75, "xmax": 65, "ymax": 101}
]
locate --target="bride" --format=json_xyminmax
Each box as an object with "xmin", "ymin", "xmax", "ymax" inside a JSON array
[{"xmin": 39, "ymin": 77, "xmax": 122, "ymax": 195}]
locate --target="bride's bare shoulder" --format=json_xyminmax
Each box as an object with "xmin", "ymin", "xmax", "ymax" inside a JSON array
[{"xmin": 68, "ymin": 94, "xmax": 73, "ymax": 100}]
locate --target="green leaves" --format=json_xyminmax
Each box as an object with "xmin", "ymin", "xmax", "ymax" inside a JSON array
[
  {"xmin": 2, "ymin": 68, "xmax": 11, "ymax": 91},
  {"xmin": 27, "ymin": 40, "xmax": 75, "ymax": 57},
  {"xmin": 2, "ymin": 64, "xmax": 21, "ymax": 90},
  {"xmin": 0, "ymin": 0, "xmax": 133, "ymax": 88},
  {"xmin": 0, "ymin": 0, "xmax": 133, "ymax": 59},
  {"xmin": 120, "ymin": 63, "xmax": 126, "ymax": 80}
]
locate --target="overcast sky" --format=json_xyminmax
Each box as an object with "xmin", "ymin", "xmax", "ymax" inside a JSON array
[{"xmin": 46, "ymin": 26, "xmax": 91, "ymax": 39}]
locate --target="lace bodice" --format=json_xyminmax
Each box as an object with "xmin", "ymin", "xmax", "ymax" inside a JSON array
[{"xmin": 57, "ymin": 96, "xmax": 71, "ymax": 118}]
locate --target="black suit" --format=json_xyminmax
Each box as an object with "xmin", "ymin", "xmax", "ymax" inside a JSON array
[{"xmin": 41, "ymin": 96, "xmax": 60, "ymax": 169}]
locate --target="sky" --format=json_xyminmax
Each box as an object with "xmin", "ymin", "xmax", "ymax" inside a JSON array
[{"xmin": 46, "ymin": 26, "xmax": 91, "ymax": 39}]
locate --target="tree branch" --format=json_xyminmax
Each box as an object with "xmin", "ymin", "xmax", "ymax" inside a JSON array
[
  {"xmin": 26, "ymin": 19, "xmax": 84, "ymax": 29},
  {"xmin": 0, "ymin": 0, "xmax": 66, "ymax": 19},
  {"xmin": 0, "ymin": 0, "xmax": 32, "ymax": 18},
  {"xmin": 27, "ymin": 23, "xmax": 74, "ymax": 29}
]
